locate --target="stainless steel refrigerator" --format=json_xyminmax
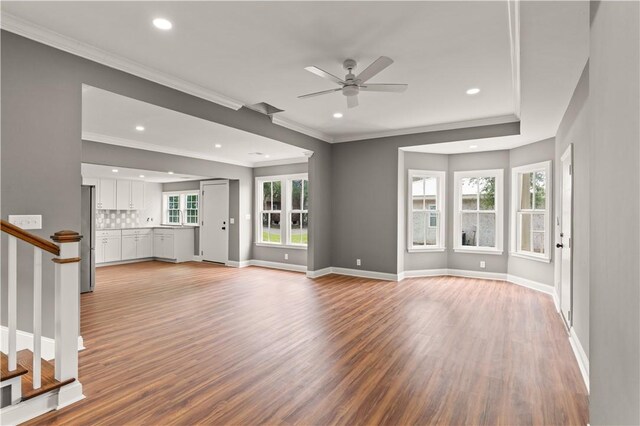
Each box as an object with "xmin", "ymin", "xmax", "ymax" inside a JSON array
[{"xmin": 81, "ymin": 185, "xmax": 96, "ymax": 293}]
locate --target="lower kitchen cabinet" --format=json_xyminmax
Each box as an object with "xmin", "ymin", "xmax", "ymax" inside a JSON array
[
  {"xmin": 96, "ymin": 230, "xmax": 122, "ymax": 264},
  {"xmin": 96, "ymin": 227, "xmax": 195, "ymax": 265}
]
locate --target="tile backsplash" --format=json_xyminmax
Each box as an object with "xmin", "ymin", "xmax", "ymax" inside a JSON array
[{"xmin": 97, "ymin": 210, "xmax": 150, "ymax": 229}]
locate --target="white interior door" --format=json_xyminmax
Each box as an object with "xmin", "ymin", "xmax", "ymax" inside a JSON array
[
  {"xmin": 560, "ymin": 144, "xmax": 573, "ymax": 327},
  {"xmin": 201, "ymin": 182, "xmax": 229, "ymax": 263}
]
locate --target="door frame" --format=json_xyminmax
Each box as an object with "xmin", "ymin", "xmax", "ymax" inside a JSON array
[
  {"xmin": 199, "ymin": 180, "xmax": 230, "ymax": 264},
  {"xmin": 559, "ymin": 144, "xmax": 573, "ymax": 329}
]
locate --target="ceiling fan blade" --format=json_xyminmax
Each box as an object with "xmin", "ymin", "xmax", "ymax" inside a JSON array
[
  {"xmin": 356, "ymin": 56, "xmax": 394, "ymax": 83},
  {"xmin": 298, "ymin": 88, "xmax": 341, "ymax": 99},
  {"xmin": 360, "ymin": 84, "xmax": 408, "ymax": 93},
  {"xmin": 304, "ymin": 66, "xmax": 345, "ymax": 85},
  {"xmin": 347, "ymin": 95, "xmax": 359, "ymax": 108}
]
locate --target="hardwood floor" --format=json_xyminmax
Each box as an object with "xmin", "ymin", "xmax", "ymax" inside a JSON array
[{"xmin": 27, "ymin": 261, "xmax": 588, "ymax": 425}]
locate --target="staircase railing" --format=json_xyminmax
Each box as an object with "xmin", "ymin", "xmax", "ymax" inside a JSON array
[{"xmin": 1, "ymin": 219, "xmax": 81, "ymax": 391}]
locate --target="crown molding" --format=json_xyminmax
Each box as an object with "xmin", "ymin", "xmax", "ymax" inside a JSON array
[
  {"xmin": 270, "ymin": 116, "xmax": 334, "ymax": 143},
  {"xmin": 1, "ymin": 12, "xmax": 245, "ymax": 111},
  {"xmin": 507, "ymin": 0, "xmax": 521, "ymax": 119},
  {"xmin": 333, "ymin": 114, "xmax": 520, "ymax": 143}
]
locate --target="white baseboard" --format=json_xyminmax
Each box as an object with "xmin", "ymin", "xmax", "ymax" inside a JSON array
[
  {"xmin": 447, "ymin": 269, "xmax": 507, "ymax": 281},
  {"xmin": 329, "ymin": 267, "xmax": 398, "ymax": 281},
  {"xmin": 225, "ymin": 260, "xmax": 251, "ymax": 268},
  {"xmin": 248, "ymin": 259, "xmax": 307, "ymax": 273},
  {"xmin": 552, "ymin": 288, "xmax": 561, "ymax": 312},
  {"xmin": 191, "ymin": 255, "xmax": 203, "ymax": 262},
  {"xmin": 569, "ymin": 327, "xmax": 590, "ymax": 393},
  {"xmin": 0, "ymin": 381, "xmax": 83, "ymax": 426},
  {"xmin": 506, "ymin": 274, "xmax": 555, "ymax": 296},
  {"xmin": 401, "ymin": 269, "xmax": 449, "ymax": 279},
  {"xmin": 306, "ymin": 267, "xmax": 332, "ymax": 278},
  {"xmin": 1, "ymin": 327, "xmax": 84, "ymax": 360}
]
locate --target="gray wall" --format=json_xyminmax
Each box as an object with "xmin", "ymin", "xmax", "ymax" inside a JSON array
[
  {"xmin": 401, "ymin": 139, "xmax": 555, "ymax": 283},
  {"xmin": 1, "ymin": 31, "xmax": 330, "ymax": 337},
  {"xmin": 556, "ymin": 64, "xmax": 590, "ymax": 359},
  {"xmin": 509, "ymin": 138, "xmax": 556, "ymax": 285},
  {"xmin": 162, "ymin": 181, "xmax": 201, "ymax": 192},
  {"xmin": 331, "ymin": 122, "xmax": 520, "ymax": 274},
  {"xmin": 589, "ymin": 1, "xmax": 640, "ymax": 424},
  {"xmin": 252, "ymin": 162, "xmax": 309, "ymax": 266}
]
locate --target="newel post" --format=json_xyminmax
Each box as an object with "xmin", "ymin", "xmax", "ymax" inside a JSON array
[{"xmin": 51, "ymin": 230, "xmax": 82, "ymax": 383}]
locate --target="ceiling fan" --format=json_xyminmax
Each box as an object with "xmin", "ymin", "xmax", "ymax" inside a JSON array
[{"xmin": 298, "ymin": 56, "xmax": 408, "ymax": 108}]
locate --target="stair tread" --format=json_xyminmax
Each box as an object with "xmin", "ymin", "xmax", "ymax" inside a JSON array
[
  {"xmin": 17, "ymin": 350, "xmax": 75, "ymax": 401},
  {"xmin": 1, "ymin": 352, "xmax": 29, "ymax": 381}
]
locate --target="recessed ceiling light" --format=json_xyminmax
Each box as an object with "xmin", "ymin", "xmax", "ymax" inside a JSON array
[
  {"xmin": 139, "ymin": 174, "xmax": 145, "ymax": 178},
  {"xmin": 135, "ymin": 125, "xmax": 145, "ymax": 131},
  {"xmin": 469, "ymin": 145, "xmax": 478, "ymax": 149},
  {"xmin": 265, "ymin": 154, "xmax": 271, "ymax": 158},
  {"xmin": 167, "ymin": 171, "xmax": 174, "ymax": 175},
  {"xmin": 466, "ymin": 88, "xmax": 480, "ymax": 95},
  {"xmin": 153, "ymin": 18, "xmax": 172, "ymax": 30},
  {"xmin": 111, "ymin": 169, "xmax": 118, "ymax": 173},
  {"xmin": 333, "ymin": 112, "xmax": 343, "ymax": 119},
  {"xmin": 214, "ymin": 144, "xmax": 222, "ymax": 148}
]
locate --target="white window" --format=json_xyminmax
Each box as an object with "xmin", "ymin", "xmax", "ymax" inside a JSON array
[
  {"xmin": 162, "ymin": 191, "xmax": 199, "ymax": 226},
  {"xmin": 453, "ymin": 169, "xmax": 504, "ymax": 254},
  {"xmin": 256, "ymin": 174, "xmax": 308, "ymax": 248},
  {"xmin": 511, "ymin": 161, "xmax": 552, "ymax": 262},
  {"xmin": 408, "ymin": 170, "xmax": 446, "ymax": 251}
]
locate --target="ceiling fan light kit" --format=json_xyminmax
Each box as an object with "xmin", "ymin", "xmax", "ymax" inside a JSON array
[{"xmin": 299, "ymin": 56, "xmax": 408, "ymax": 108}]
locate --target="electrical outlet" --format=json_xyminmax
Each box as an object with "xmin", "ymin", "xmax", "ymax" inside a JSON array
[
  {"xmin": 356, "ymin": 258, "xmax": 361, "ymax": 267},
  {"xmin": 480, "ymin": 261, "xmax": 486, "ymax": 269},
  {"xmin": 8, "ymin": 215, "xmax": 42, "ymax": 230},
  {"xmin": 245, "ymin": 214, "xmax": 251, "ymax": 220},
  {"xmin": 284, "ymin": 253, "xmax": 289, "ymax": 260},
  {"xmin": 230, "ymin": 218, "xmax": 235, "ymax": 224}
]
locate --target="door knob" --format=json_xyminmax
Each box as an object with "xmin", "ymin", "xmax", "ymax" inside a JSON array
[{"xmin": 556, "ymin": 243, "xmax": 564, "ymax": 248}]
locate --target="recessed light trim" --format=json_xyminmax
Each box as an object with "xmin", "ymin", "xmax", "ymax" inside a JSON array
[
  {"xmin": 139, "ymin": 175, "xmax": 145, "ymax": 178},
  {"xmin": 135, "ymin": 125, "xmax": 145, "ymax": 131},
  {"xmin": 469, "ymin": 145, "xmax": 478, "ymax": 149},
  {"xmin": 167, "ymin": 171, "xmax": 174, "ymax": 175},
  {"xmin": 111, "ymin": 169, "xmax": 119, "ymax": 173},
  {"xmin": 333, "ymin": 112, "xmax": 343, "ymax": 119},
  {"xmin": 153, "ymin": 18, "xmax": 173, "ymax": 30},
  {"xmin": 265, "ymin": 154, "xmax": 271, "ymax": 158},
  {"xmin": 466, "ymin": 88, "xmax": 480, "ymax": 95},
  {"xmin": 214, "ymin": 144, "xmax": 222, "ymax": 148}
]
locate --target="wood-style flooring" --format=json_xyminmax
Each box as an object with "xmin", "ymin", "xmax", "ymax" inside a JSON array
[{"xmin": 27, "ymin": 261, "xmax": 588, "ymax": 425}]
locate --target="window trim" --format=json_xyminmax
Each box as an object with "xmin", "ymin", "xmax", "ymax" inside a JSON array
[
  {"xmin": 162, "ymin": 190, "xmax": 200, "ymax": 226},
  {"xmin": 407, "ymin": 170, "xmax": 446, "ymax": 252},
  {"xmin": 453, "ymin": 169, "xmax": 504, "ymax": 254},
  {"xmin": 255, "ymin": 173, "xmax": 309, "ymax": 250},
  {"xmin": 510, "ymin": 161, "xmax": 552, "ymax": 263}
]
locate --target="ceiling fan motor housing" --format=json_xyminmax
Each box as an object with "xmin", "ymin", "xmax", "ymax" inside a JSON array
[{"xmin": 342, "ymin": 85, "xmax": 359, "ymax": 97}]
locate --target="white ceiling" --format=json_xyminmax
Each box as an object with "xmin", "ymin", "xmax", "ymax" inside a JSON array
[
  {"xmin": 81, "ymin": 163, "xmax": 207, "ymax": 183},
  {"xmin": 2, "ymin": 1, "xmax": 518, "ymax": 143},
  {"xmin": 404, "ymin": 1, "xmax": 589, "ymax": 154},
  {"xmin": 82, "ymin": 86, "xmax": 310, "ymax": 167}
]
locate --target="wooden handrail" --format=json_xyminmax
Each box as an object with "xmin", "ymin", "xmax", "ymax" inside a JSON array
[{"xmin": 1, "ymin": 220, "xmax": 60, "ymax": 256}]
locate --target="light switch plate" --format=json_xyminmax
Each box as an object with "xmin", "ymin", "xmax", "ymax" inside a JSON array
[{"xmin": 8, "ymin": 215, "xmax": 42, "ymax": 230}]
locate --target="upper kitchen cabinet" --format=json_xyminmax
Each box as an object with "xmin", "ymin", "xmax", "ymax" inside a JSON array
[
  {"xmin": 116, "ymin": 180, "xmax": 145, "ymax": 210},
  {"xmin": 97, "ymin": 178, "xmax": 117, "ymax": 210}
]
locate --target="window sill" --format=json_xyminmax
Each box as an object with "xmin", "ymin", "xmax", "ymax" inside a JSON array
[
  {"xmin": 407, "ymin": 247, "xmax": 446, "ymax": 253},
  {"xmin": 509, "ymin": 252, "xmax": 551, "ymax": 263},
  {"xmin": 453, "ymin": 248, "xmax": 503, "ymax": 255},
  {"xmin": 255, "ymin": 243, "xmax": 307, "ymax": 251}
]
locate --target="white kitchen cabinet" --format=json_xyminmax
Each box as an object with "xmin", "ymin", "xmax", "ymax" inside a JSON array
[
  {"xmin": 121, "ymin": 234, "xmax": 137, "ymax": 260},
  {"xmin": 97, "ymin": 179, "xmax": 117, "ymax": 210},
  {"xmin": 116, "ymin": 180, "xmax": 145, "ymax": 210},
  {"xmin": 96, "ymin": 230, "xmax": 122, "ymax": 263},
  {"xmin": 153, "ymin": 228, "xmax": 193, "ymax": 262},
  {"xmin": 137, "ymin": 232, "xmax": 153, "ymax": 258}
]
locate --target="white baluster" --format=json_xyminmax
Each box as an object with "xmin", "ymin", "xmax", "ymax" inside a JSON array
[
  {"xmin": 8, "ymin": 235, "xmax": 17, "ymax": 371},
  {"xmin": 33, "ymin": 247, "xmax": 42, "ymax": 389}
]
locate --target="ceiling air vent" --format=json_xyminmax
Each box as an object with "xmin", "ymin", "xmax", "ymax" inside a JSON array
[{"xmin": 245, "ymin": 102, "xmax": 284, "ymax": 119}]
